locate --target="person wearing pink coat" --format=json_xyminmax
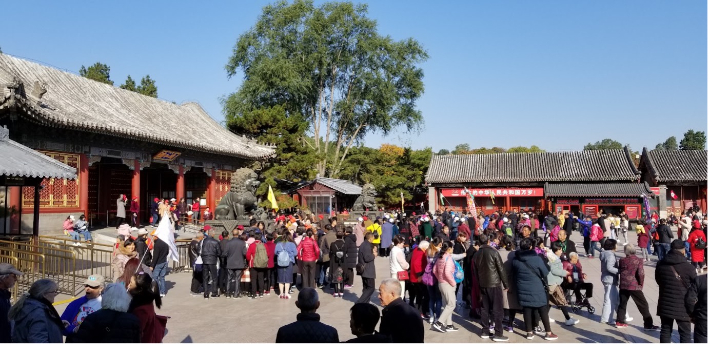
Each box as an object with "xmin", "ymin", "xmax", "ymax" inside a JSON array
[{"xmin": 432, "ymin": 241, "xmax": 458, "ymax": 333}]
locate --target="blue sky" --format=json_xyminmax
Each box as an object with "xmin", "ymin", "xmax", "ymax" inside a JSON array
[{"xmin": 1, "ymin": 1, "xmax": 705, "ymax": 152}]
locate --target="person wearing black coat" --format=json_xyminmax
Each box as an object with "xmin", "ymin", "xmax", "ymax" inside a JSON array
[
  {"xmin": 345, "ymin": 303, "xmax": 392, "ymax": 343},
  {"xmin": 379, "ymin": 280, "xmax": 424, "ymax": 343},
  {"xmin": 656, "ymin": 219, "xmax": 674, "ymax": 262},
  {"xmin": 343, "ymin": 229, "xmax": 359, "ymax": 287},
  {"xmin": 512, "ymin": 238, "xmax": 556, "ymax": 340},
  {"xmin": 356, "ymin": 233, "xmax": 377, "ymax": 304},
  {"xmin": 189, "ymin": 233, "xmax": 204, "ymax": 294},
  {"xmin": 134, "ymin": 234, "xmax": 152, "ymax": 267},
  {"xmin": 275, "ymin": 288, "xmax": 339, "ymax": 343},
  {"xmin": 685, "ymin": 274, "xmax": 707, "ymax": 343},
  {"xmin": 218, "ymin": 231, "xmax": 230, "ymax": 296},
  {"xmin": 655, "ymin": 240, "xmax": 697, "ymax": 343},
  {"xmin": 563, "ymin": 212, "xmax": 575, "ymax": 236},
  {"xmin": 201, "ymin": 233, "xmax": 222, "ymax": 299},
  {"xmin": 222, "ymin": 229, "xmax": 248, "ymax": 298}
]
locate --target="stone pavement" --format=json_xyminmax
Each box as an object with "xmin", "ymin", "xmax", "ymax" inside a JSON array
[{"xmin": 55, "ymin": 229, "xmax": 697, "ymax": 343}]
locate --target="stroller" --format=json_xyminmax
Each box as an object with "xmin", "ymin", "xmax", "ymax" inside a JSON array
[{"xmin": 564, "ymin": 283, "xmax": 595, "ymax": 314}]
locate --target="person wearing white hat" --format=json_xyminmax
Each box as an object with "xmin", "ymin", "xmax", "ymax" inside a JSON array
[
  {"xmin": 134, "ymin": 228, "xmax": 153, "ymax": 269},
  {"xmin": 0, "ymin": 263, "xmax": 22, "ymax": 342}
]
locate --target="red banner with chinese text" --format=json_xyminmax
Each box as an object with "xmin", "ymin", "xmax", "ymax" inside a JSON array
[{"xmin": 440, "ymin": 188, "xmax": 543, "ymax": 198}]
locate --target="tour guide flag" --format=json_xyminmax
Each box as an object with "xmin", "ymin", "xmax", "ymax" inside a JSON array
[
  {"xmin": 155, "ymin": 214, "xmax": 179, "ymax": 262},
  {"xmin": 267, "ymin": 185, "xmax": 279, "ymax": 210},
  {"xmin": 439, "ymin": 191, "xmax": 445, "ymax": 206}
]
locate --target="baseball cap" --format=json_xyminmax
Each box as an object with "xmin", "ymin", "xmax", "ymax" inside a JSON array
[
  {"xmin": 170, "ymin": 198, "xmax": 176, "ymax": 202},
  {"xmin": 85, "ymin": 274, "xmax": 105, "ymax": 288},
  {"xmin": 154, "ymin": 198, "xmax": 159, "ymax": 202},
  {"xmin": 237, "ymin": 225, "xmax": 244, "ymax": 230},
  {"xmin": 0, "ymin": 263, "xmax": 22, "ymax": 276},
  {"xmin": 358, "ymin": 217, "xmax": 363, "ymax": 222},
  {"xmin": 671, "ymin": 239, "xmax": 685, "ymax": 250},
  {"xmin": 137, "ymin": 228, "xmax": 148, "ymax": 235}
]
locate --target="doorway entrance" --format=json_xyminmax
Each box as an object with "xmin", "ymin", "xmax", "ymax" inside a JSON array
[{"xmin": 140, "ymin": 164, "xmax": 177, "ymax": 223}]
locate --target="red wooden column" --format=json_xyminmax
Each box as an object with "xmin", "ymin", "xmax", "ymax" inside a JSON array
[
  {"xmin": 79, "ymin": 154, "xmax": 90, "ymax": 217},
  {"xmin": 207, "ymin": 169, "xmax": 216, "ymax": 214},
  {"xmin": 131, "ymin": 160, "xmax": 141, "ymax": 223},
  {"xmin": 176, "ymin": 166, "xmax": 185, "ymax": 201}
]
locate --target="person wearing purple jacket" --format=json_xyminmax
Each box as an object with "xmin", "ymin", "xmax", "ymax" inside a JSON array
[{"xmin": 615, "ymin": 244, "xmax": 659, "ymax": 330}]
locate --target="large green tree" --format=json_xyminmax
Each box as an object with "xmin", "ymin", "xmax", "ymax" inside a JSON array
[
  {"xmin": 654, "ymin": 136, "xmax": 678, "ymax": 151},
  {"xmin": 79, "ymin": 62, "xmax": 113, "ymax": 85},
  {"xmin": 227, "ymin": 104, "xmax": 318, "ymax": 202},
  {"xmin": 137, "ymin": 75, "xmax": 158, "ymax": 98},
  {"xmin": 338, "ymin": 144, "xmax": 432, "ymax": 206},
  {"xmin": 452, "ymin": 143, "xmax": 471, "ymax": 155},
  {"xmin": 583, "ymin": 138, "xmax": 623, "ymax": 150},
  {"xmin": 679, "ymin": 130, "xmax": 707, "ymax": 150},
  {"xmin": 224, "ymin": 0, "xmax": 428, "ymax": 177},
  {"xmin": 120, "ymin": 75, "xmax": 137, "ymax": 92}
]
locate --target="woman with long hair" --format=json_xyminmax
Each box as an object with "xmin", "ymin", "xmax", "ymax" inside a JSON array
[
  {"xmin": 432, "ymin": 241, "xmax": 458, "ymax": 333},
  {"xmin": 275, "ymin": 230, "xmax": 298, "ymax": 299},
  {"xmin": 112, "ymin": 238, "xmax": 137, "ymax": 282},
  {"xmin": 128, "ymin": 273, "xmax": 166, "ymax": 343},
  {"xmin": 425, "ymin": 237, "xmax": 443, "ymax": 325},
  {"xmin": 117, "ymin": 257, "xmax": 141, "ymax": 287},
  {"xmin": 296, "ymin": 228, "xmax": 320, "ymax": 289},
  {"xmin": 8, "ymin": 279, "xmax": 63, "ymax": 342}
]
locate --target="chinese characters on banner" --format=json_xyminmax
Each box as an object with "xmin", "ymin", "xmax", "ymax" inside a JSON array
[
  {"xmin": 463, "ymin": 187, "xmax": 477, "ymax": 217},
  {"xmin": 440, "ymin": 188, "xmax": 544, "ymax": 198}
]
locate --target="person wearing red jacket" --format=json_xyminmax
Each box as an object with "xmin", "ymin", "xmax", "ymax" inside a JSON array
[
  {"xmin": 688, "ymin": 226, "xmax": 707, "ymax": 273},
  {"xmin": 246, "ymin": 234, "xmax": 275, "ymax": 298},
  {"xmin": 297, "ymin": 229, "xmax": 320, "ymax": 289},
  {"xmin": 409, "ymin": 241, "xmax": 430, "ymax": 318},
  {"xmin": 264, "ymin": 233, "xmax": 277, "ymax": 294},
  {"xmin": 129, "ymin": 196, "xmax": 139, "ymax": 227}
]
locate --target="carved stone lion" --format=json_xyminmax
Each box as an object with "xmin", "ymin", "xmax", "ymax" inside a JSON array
[
  {"xmin": 352, "ymin": 183, "xmax": 377, "ymax": 212},
  {"xmin": 215, "ymin": 168, "xmax": 261, "ymax": 220}
]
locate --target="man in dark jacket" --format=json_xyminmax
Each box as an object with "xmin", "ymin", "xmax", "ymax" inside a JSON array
[
  {"xmin": 346, "ymin": 303, "xmax": 392, "ymax": 343},
  {"xmin": 151, "ymin": 237, "xmax": 169, "ymax": 297},
  {"xmin": 554, "ymin": 229, "xmax": 576, "ymax": 261},
  {"xmin": 378, "ymin": 278, "xmax": 424, "ymax": 343},
  {"xmin": 189, "ymin": 233, "xmax": 204, "ymax": 294},
  {"xmin": 685, "ymin": 274, "xmax": 707, "ymax": 343},
  {"xmin": 356, "ymin": 232, "xmax": 377, "ymax": 304},
  {"xmin": 222, "ymin": 228, "xmax": 247, "ymax": 298},
  {"xmin": 343, "ymin": 227, "xmax": 358, "ymax": 288},
  {"xmin": 201, "ymin": 230, "xmax": 222, "ymax": 299},
  {"xmin": 655, "ymin": 239, "xmax": 697, "ymax": 343},
  {"xmin": 656, "ymin": 219, "xmax": 674, "ymax": 262},
  {"xmin": 218, "ymin": 230, "xmax": 230, "ymax": 296},
  {"xmin": 563, "ymin": 212, "xmax": 575, "ymax": 236},
  {"xmin": 134, "ymin": 228, "xmax": 152, "ymax": 267},
  {"xmin": 473, "ymin": 234, "xmax": 508, "ymax": 341},
  {"xmin": 276, "ymin": 287, "xmax": 339, "ymax": 343},
  {"xmin": 0, "ymin": 264, "xmax": 21, "ymax": 343},
  {"xmin": 319, "ymin": 224, "xmax": 338, "ymax": 288}
]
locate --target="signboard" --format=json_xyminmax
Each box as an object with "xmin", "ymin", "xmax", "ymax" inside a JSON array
[
  {"xmin": 583, "ymin": 205, "xmax": 598, "ymax": 218},
  {"xmin": 153, "ymin": 150, "xmax": 181, "ymax": 162},
  {"xmin": 555, "ymin": 199, "xmax": 580, "ymax": 205},
  {"xmin": 440, "ymin": 188, "xmax": 543, "ymax": 198},
  {"xmin": 4, "ymin": 176, "xmax": 26, "ymax": 186},
  {"xmin": 625, "ymin": 205, "xmax": 640, "ymax": 219},
  {"xmin": 650, "ymin": 187, "xmax": 660, "ymax": 196},
  {"xmin": 583, "ymin": 198, "xmax": 638, "ymax": 205}
]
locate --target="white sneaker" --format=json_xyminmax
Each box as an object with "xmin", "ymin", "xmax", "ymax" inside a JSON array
[
  {"xmin": 549, "ymin": 318, "xmax": 555, "ymax": 324},
  {"xmin": 565, "ymin": 318, "xmax": 579, "ymax": 326},
  {"xmin": 625, "ymin": 317, "xmax": 633, "ymax": 322}
]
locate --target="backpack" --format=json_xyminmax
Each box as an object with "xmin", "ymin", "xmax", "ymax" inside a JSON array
[
  {"xmin": 451, "ymin": 257, "xmax": 464, "ymax": 284},
  {"xmin": 334, "ymin": 242, "xmax": 345, "ymax": 263},
  {"xmin": 503, "ymin": 224, "xmax": 513, "ymax": 237},
  {"xmin": 276, "ymin": 243, "xmax": 291, "ymax": 267},
  {"xmin": 590, "ymin": 225, "xmax": 602, "ymax": 241},
  {"xmin": 422, "ymin": 258, "xmax": 437, "ymax": 286},
  {"xmin": 695, "ymin": 237, "xmax": 707, "ymax": 250},
  {"xmin": 253, "ymin": 242, "xmax": 269, "ymax": 268}
]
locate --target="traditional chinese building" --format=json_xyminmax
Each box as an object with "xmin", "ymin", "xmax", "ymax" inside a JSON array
[
  {"xmin": 0, "ymin": 54, "xmax": 274, "ymax": 234},
  {"xmin": 291, "ymin": 177, "xmax": 362, "ymax": 218},
  {"xmin": 638, "ymin": 148, "xmax": 707, "ymax": 217},
  {"xmin": 425, "ymin": 148, "xmax": 645, "ymax": 217}
]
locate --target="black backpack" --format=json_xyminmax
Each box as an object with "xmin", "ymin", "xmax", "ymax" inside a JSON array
[{"xmin": 334, "ymin": 242, "xmax": 345, "ymax": 263}]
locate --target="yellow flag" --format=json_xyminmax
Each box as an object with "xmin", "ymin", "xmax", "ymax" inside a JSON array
[{"xmin": 267, "ymin": 185, "xmax": 279, "ymax": 210}]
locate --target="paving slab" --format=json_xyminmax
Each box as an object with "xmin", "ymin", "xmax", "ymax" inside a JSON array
[{"xmin": 55, "ymin": 229, "xmax": 700, "ymax": 343}]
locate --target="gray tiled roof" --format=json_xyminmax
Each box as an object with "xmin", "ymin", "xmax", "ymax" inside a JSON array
[
  {"xmin": 426, "ymin": 148, "xmax": 639, "ymax": 184},
  {"xmin": 641, "ymin": 148, "xmax": 707, "ymax": 183},
  {"xmin": 0, "ymin": 54, "xmax": 274, "ymax": 160},
  {"xmin": 0, "ymin": 126, "xmax": 76, "ymax": 180},
  {"xmin": 545, "ymin": 182, "xmax": 654, "ymax": 198},
  {"xmin": 315, "ymin": 177, "xmax": 362, "ymax": 195}
]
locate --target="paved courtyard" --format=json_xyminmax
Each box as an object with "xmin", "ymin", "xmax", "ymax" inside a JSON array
[{"xmin": 55, "ymin": 229, "xmax": 695, "ymax": 343}]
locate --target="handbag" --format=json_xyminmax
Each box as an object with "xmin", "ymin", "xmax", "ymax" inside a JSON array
[
  {"xmin": 695, "ymin": 237, "xmax": 707, "ymax": 249},
  {"xmin": 397, "ymin": 270, "xmax": 409, "ymax": 281},
  {"xmin": 356, "ymin": 262, "xmax": 365, "ymax": 275},
  {"xmin": 241, "ymin": 268, "xmax": 251, "ymax": 283}
]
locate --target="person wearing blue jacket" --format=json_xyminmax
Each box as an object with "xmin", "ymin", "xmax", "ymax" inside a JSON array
[
  {"xmin": 274, "ymin": 231, "xmax": 298, "ymax": 299},
  {"xmin": 575, "ymin": 216, "xmax": 593, "ymax": 257},
  {"xmin": 512, "ymin": 238, "xmax": 557, "ymax": 340},
  {"xmin": 60, "ymin": 275, "xmax": 105, "ymax": 341}
]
